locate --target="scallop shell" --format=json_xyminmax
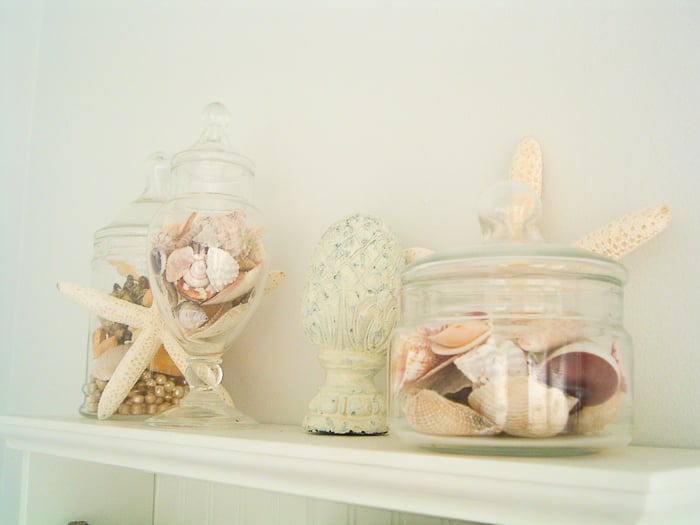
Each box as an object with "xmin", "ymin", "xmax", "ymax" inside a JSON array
[
  {"xmin": 205, "ymin": 246, "xmax": 240, "ymax": 292},
  {"xmin": 469, "ymin": 376, "xmax": 571, "ymax": 438},
  {"xmin": 392, "ymin": 333, "xmax": 445, "ymax": 394},
  {"xmin": 536, "ymin": 340, "xmax": 620, "ymax": 407},
  {"xmin": 454, "ymin": 338, "xmax": 528, "ymax": 389},
  {"xmin": 165, "ymin": 246, "xmax": 195, "ymax": 282},
  {"xmin": 92, "ymin": 344, "xmax": 129, "ymax": 381},
  {"xmin": 176, "ymin": 301, "xmax": 209, "ymax": 330},
  {"xmin": 517, "ymin": 319, "xmax": 586, "ymax": 353},
  {"xmin": 428, "ymin": 319, "xmax": 492, "ymax": 356},
  {"xmin": 203, "ymin": 265, "xmax": 262, "ymax": 306},
  {"xmin": 567, "ymin": 388, "xmax": 626, "ymax": 434},
  {"xmin": 403, "ymin": 389, "xmax": 501, "ymax": 436}
]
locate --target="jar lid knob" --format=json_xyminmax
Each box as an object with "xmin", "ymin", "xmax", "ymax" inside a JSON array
[
  {"xmin": 478, "ymin": 180, "xmax": 543, "ymax": 243},
  {"xmin": 195, "ymin": 102, "xmax": 232, "ymax": 148}
]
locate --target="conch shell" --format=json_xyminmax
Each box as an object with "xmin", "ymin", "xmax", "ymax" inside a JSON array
[
  {"xmin": 403, "ymin": 389, "xmax": 500, "ymax": 436},
  {"xmin": 468, "ymin": 376, "xmax": 572, "ymax": 438},
  {"xmin": 391, "ymin": 332, "xmax": 445, "ymax": 393}
]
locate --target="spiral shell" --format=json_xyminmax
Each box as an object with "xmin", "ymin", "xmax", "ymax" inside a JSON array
[{"xmin": 183, "ymin": 255, "xmax": 210, "ymax": 288}]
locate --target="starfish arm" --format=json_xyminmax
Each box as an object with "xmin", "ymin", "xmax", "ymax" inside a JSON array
[
  {"xmin": 214, "ymin": 385, "xmax": 236, "ymax": 407},
  {"xmin": 159, "ymin": 322, "xmax": 235, "ymax": 407},
  {"xmin": 97, "ymin": 323, "xmax": 161, "ymax": 419},
  {"xmin": 57, "ymin": 282, "xmax": 150, "ymax": 327},
  {"xmin": 573, "ymin": 204, "xmax": 672, "ymax": 260},
  {"xmin": 159, "ymin": 324, "xmax": 189, "ymax": 376},
  {"xmin": 509, "ymin": 137, "xmax": 543, "ymax": 197},
  {"xmin": 403, "ymin": 246, "xmax": 434, "ymax": 264},
  {"xmin": 263, "ymin": 270, "xmax": 285, "ymax": 296}
]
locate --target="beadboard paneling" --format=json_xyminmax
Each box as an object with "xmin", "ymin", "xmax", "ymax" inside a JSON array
[{"xmin": 22, "ymin": 453, "xmax": 153, "ymax": 525}]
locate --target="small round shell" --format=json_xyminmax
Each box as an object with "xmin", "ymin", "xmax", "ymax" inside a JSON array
[
  {"xmin": 183, "ymin": 257, "xmax": 210, "ymax": 288},
  {"xmin": 176, "ymin": 301, "xmax": 209, "ymax": 331}
]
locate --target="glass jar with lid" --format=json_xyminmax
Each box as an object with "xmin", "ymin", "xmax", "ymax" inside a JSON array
[
  {"xmin": 80, "ymin": 152, "xmax": 189, "ymax": 418},
  {"xmin": 389, "ymin": 180, "xmax": 632, "ymax": 455},
  {"xmin": 146, "ymin": 102, "xmax": 268, "ymax": 428}
]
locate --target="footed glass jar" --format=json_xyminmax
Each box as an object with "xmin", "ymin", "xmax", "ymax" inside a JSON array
[
  {"xmin": 79, "ymin": 153, "xmax": 189, "ymax": 419},
  {"xmin": 389, "ymin": 181, "xmax": 632, "ymax": 455},
  {"xmin": 146, "ymin": 102, "xmax": 268, "ymax": 428}
]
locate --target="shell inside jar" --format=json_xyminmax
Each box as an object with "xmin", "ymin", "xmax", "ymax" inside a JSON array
[{"xmin": 392, "ymin": 315, "xmax": 626, "ymax": 439}]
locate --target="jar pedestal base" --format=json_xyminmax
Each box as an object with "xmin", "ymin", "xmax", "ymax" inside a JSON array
[{"xmin": 146, "ymin": 390, "xmax": 257, "ymax": 429}]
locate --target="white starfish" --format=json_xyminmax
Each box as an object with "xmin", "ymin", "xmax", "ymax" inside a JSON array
[{"xmin": 59, "ymin": 270, "xmax": 285, "ymax": 420}]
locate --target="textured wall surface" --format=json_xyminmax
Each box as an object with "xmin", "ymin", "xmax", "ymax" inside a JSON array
[{"xmin": 1, "ymin": 0, "xmax": 699, "ymax": 522}]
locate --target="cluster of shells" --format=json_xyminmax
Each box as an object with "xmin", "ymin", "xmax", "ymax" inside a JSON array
[
  {"xmin": 150, "ymin": 210, "xmax": 265, "ymax": 339},
  {"xmin": 82, "ymin": 274, "xmax": 186, "ymax": 417},
  {"xmin": 391, "ymin": 317, "xmax": 627, "ymax": 438}
]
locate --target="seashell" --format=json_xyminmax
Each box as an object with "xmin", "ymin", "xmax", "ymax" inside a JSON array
[
  {"xmin": 517, "ymin": 319, "xmax": 586, "ymax": 353},
  {"xmin": 165, "ymin": 246, "xmax": 195, "ymax": 282},
  {"xmin": 176, "ymin": 301, "xmax": 209, "ymax": 330},
  {"xmin": 183, "ymin": 255, "xmax": 210, "ymax": 288},
  {"xmin": 141, "ymin": 289, "xmax": 153, "ymax": 308},
  {"xmin": 454, "ymin": 338, "xmax": 527, "ymax": 389},
  {"xmin": 92, "ymin": 344, "xmax": 129, "ymax": 381},
  {"xmin": 176, "ymin": 279, "xmax": 214, "ymax": 302},
  {"xmin": 149, "ymin": 345, "xmax": 181, "ymax": 377},
  {"xmin": 413, "ymin": 362, "xmax": 473, "ymax": 397},
  {"xmin": 392, "ymin": 333, "xmax": 445, "ymax": 394},
  {"xmin": 428, "ymin": 319, "xmax": 492, "ymax": 355},
  {"xmin": 567, "ymin": 388, "xmax": 626, "ymax": 434},
  {"xmin": 191, "ymin": 302, "xmax": 251, "ymax": 340},
  {"xmin": 93, "ymin": 334, "xmax": 119, "ymax": 359},
  {"xmin": 403, "ymin": 389, "xmax": 501, "ymax": 436},
  {"xmin": 193, "ymin": 211, "xmax": 249, "ymax": 256},
  {"xmin": 203, "ymin": 264, "xmax": 262, "ymax": 306},
  {"xmin": 469, "ymin": 376, "xmax": 571, "ymax": 438},
  {"xmin": 150, "ymin": 247, "xmax": 167, "ymax": 276},
  {"xmin": 535, "ymin": 340, "xmax": 620, "ymax": 407},
  {"xmin": 205, "ymin": 246, "xmax": 240, "ymax": 292}
]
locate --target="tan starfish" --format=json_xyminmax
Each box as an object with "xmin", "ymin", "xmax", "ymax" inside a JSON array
[
  {"xmin": 405, "ymin": 138, "xmax": 671, "ymax": 264},
  {"xmin": 59, "ymin": 270, "xmax": 285, "ymax": 420},
  {"xmin": 509, "ymin": 136, "xmax": 672, "ymax": 260}
]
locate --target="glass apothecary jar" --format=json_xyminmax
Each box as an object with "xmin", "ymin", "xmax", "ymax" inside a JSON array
[
  {"xmin": 146, "ymin": 102, "xmax": 268, "ymax": 428},
  {"xmin": 80, "ymin": 153, "xmax": 190, "ymax": 419},
  {"xmin": 388, "ymin": 181, "xmax": 632, "ymax": 455}
]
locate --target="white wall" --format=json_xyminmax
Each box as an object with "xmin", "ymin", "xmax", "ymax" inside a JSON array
[{"xmin": 1, "ymin": 1, "xmax": 699, "ymax": 515}]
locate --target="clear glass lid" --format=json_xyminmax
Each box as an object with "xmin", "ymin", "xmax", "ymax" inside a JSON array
[
  {"xmin": 403, "ymin": 180, "xmax": 627, "ymax": 285},
  {"xmin": 170, "ymin": 102, "xmax": 255, "ymax": 199},
  {"xmin": 94, "ymin": 151, "xmax": 170, "ymax": 240}
]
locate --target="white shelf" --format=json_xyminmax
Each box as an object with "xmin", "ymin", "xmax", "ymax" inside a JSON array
[{"xmin": 2, "ymin": 415, "xmax": 699, "ymax": 525}]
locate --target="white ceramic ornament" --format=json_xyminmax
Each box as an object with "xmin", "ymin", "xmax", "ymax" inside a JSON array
[{"xmin": 301, "ymin": 214, "xmax": 404, "ymax": 434}]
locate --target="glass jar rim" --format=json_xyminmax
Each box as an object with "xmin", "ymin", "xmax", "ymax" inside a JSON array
[{"xmin": 403, "ymin": 243, "xmax": 627, "ymax": 285}]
